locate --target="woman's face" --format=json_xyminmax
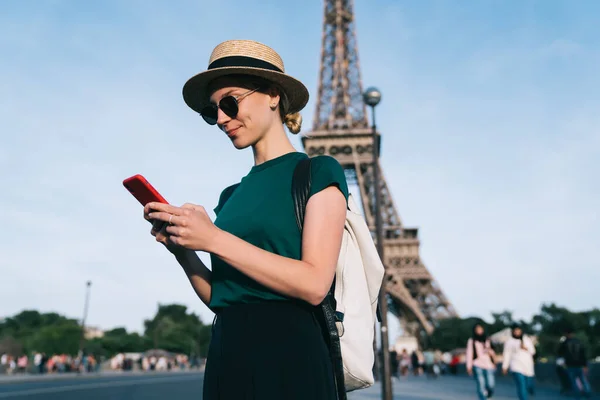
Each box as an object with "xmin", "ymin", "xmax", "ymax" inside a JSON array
[
  {"xmin": 513, "ymin": 327, "xmax": 522, "ymax": 337},
  {"xmin": 474, "ymin": 325, "xmax": 484, "ymax": 336},
  {"xmin": 207, "ymin": 76, "xmax": 280, "ymax": 149}
]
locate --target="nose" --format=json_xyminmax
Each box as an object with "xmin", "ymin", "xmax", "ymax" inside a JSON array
[{"xmin": 216, "ymin": 108, "xmax": 231, "ymax": 126}]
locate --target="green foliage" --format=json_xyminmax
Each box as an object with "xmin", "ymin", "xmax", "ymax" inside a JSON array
[
  {"xmin": 0, "ymin": 310, "xmax": 82, "ymax": 355},
  {"xmin": 0, "ymin": 304, "xmax": 211, "ymax": 359},
  {"xmin": 427, "ymin": 303, "xmax": 600, "ymax": 360},
  {"xmin": 427, "ymin": 317, "xmax": 486, "ymax": 351},
  {"xmin": 143, "ymin": 304, "xmax": 211, "ymax": 356},
  {"xmin": 7, "ymin": 301, "xmax": 596, "ymax": 361}
]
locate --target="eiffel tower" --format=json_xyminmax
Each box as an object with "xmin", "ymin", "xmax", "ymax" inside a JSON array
[{"xmin": 300, "ymin": 0, "xmax": 457, "ymax": 337}]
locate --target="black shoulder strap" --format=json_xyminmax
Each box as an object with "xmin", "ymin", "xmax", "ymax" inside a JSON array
[
  {"xmin": 291, "ymin": 157, "xmax": 312, "ymax": 232},
  {"xmin": 291, "ymin": 157, "xmax": 347, "ymax": 400}
]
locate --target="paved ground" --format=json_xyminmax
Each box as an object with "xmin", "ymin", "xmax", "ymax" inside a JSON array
[
  {"xmin": 0, "ymin": 371, "xmax": 203, "ymax": 399},
  {"xmin": 0, "ymin": 371, "xmax": 594, "ymax": 399},
  {"xmin": 350, "ymin": 375, "xmax": 592, "ymax": 399}
]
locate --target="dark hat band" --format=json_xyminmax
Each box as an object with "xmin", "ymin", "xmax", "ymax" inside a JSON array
[{"xmin": 208, "ymin": 56, "xmax": 283, "ymax": 73}]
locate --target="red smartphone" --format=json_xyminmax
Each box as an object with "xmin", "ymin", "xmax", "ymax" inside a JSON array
[{"xmin": 123, "ymin": 174, "xmax": 169, "ymax": 206}]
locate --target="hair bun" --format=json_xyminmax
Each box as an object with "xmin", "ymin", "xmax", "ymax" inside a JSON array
[{"xmin": 284, "ymin": 112, "xmax": 302, "ymax": 134}]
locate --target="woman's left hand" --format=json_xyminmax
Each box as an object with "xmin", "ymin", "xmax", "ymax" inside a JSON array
[{"xmin": 146, "ymin": 202, "xmax": 220, "ymax": 252}]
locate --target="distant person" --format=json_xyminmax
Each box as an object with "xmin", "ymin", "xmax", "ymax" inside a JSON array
[
  {"xmin": 449, "ymin": 353, "xmax": 460, "ymax": 375},
  {"xmin": 466, "ymin": 323, "xmax": 496, "ymax": 399},
  {"xmin": 502, "ymin": 324, "xmax": 536, "ymax": 400},
  {"xmin": 411, "ymin": 350, "xmax": 420, "ymax": 375},
  {"xmin": 557, "ymin": 326, "xmax": 592, "ymax": 398},
  {"xmin": 34, "ymin": 352, "xmax": 43, "ymax": 374},
  {"xmin": 440, "ymin": 351, "xmax": 451, "ymax": 374},
  {"xmin": 423, "ymin": 349, "xmax": 435, "ymax": 377},
  {"xmin": 555, "ymin": 355, "xmax": 572, "ymax": 395},
  {"xmin": 399, "ymin": 349, "xmax": 411, "ymax": 377},
  {"xmin": 390, "ymin": 349, "xmax": 399, "ymax": 377},
  {"xmin": 144, "ymin": 39, "xmax": 349, "ymax": 400}
]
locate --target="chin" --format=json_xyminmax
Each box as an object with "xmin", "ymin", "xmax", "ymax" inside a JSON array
[{"xmin": 230, "ymin": 137, "xmax": 253, "ymax": 150}]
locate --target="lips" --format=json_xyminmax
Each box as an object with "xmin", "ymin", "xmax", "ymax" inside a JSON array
[{"xmin": 226, "ymin": 127, "xmax": 241, "ymax": 137}]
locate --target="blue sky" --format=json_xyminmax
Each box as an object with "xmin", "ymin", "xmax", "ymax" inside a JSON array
[{"xmin": 1, "ymin": 0, "xmax": 598, "ymax": 341}]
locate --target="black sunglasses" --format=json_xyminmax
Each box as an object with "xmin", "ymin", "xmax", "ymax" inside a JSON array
[{"xmin": 200, "ymin": 87, "xmax": 260, "ymax": 125}]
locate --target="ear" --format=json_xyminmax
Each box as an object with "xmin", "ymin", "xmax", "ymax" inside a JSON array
[{"xmin": 267, "ymin": 86, "xmax": 281, "ymax": 109}]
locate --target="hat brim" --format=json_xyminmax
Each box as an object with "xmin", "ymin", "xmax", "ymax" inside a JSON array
[{"xmin": 182, "ymin": 67, "xmax": 309, "ymax": 115}]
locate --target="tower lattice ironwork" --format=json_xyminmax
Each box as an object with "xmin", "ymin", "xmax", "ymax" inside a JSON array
[{"xmin": 301, "ymin": 0, "xmax": 457, "ymax": 336}]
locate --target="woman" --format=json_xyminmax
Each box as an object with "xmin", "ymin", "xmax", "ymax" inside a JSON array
[
  {"xmin": 144, "ymin": 40, "xmax": 348, "ymax": 400},
  {"xmin": 466, "ymin": 323, "xmax": 496, "ymax": 399},
  {"xmin": 502, "ymin": 324, "xmax": 536, "ymax": 400},
  {"xmin": 398, "ymin": 349, "xmax": 411, "ymax": 377}
]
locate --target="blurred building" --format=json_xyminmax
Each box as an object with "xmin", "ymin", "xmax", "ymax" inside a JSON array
[
  {"xmin": 84, "ymin": 326, "xmax": 104, "ymax": 339},
  {"xmin": 394, "ymin": 336, "xmax": 419, "ymax": 354}
]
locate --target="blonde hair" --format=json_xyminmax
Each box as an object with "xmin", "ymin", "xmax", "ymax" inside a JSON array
[
  {"xmin": 283, "ymin": 112, "xmax": 302, "ymax": 134},
  {"xmin": 271, "ymin": 80, "xmax": 302, "ymax": 134}
]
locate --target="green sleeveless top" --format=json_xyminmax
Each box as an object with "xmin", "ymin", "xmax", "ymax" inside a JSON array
[{"xmin": 209, "ymin": 152, "xmax": 349, "ymax": 310}]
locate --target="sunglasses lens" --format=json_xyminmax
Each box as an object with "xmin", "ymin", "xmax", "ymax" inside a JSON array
[
  {"xmin": 200, "ymin": 105, "xmax": 218, "ymax": 125},
  {"xmin": 219, "ymin": 96, "xmax": 239, "ymax": 119}
]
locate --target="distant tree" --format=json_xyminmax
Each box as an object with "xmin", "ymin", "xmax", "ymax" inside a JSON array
[
  {"xmin": 532, "ymin": 303, "xmax": 598, "ymax": 359},
  {"xmin": 424, "ymin": 303, "xmax": 600, "ymax": 360},
  {"xmin": 92, "ymin": 328, "xmax": 148, "ymax": 356},
  {"xmin": 490, "ymin": 311, "xmax": 514, "ymax": 331},
  {"xmin": 0, "ymin": 336, "xmax": 23, "ymax": 356},
  {"xmin": 143, "ymin": 304, "xmax": 212, "ymax": 356},
  {"xmin": 427, "ymin": 317, "xmax": 488, "ymax": 351},
  {"xmin": 27, "ymin": 321, "xmax": 82, "ymax": 355}
]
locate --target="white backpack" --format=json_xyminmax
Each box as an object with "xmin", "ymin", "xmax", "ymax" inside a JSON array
[{"xmin": 292, "ymin": 158, "xmax": 386, "ymax": 398}]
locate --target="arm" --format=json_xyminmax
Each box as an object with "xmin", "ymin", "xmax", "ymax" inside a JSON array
[
  {"xmin": 523, "ymin": 337, "xmax": 536, "ymax": 355},
  {"xmin": 145, "ymin": 208, "xmax": 213, "ymax": 308},
  {"xmin": 174, "ymin": 249, "xmax": 212, "ymax": 308},
  {"xmin": 502, "ymin": 341, "xmax": 511, "ymax": 372},
  {"xmin": 208, "ymin": 187, "xmax": 346, "ymax": 306},
  {"xmin": 465, "ymin": 339, "xmax": 474, "ymax": 372}
]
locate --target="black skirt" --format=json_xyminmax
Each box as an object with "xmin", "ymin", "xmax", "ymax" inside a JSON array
[{"xmin": 203, "ymin": 301, "xmax": 337, "ymax": 400}]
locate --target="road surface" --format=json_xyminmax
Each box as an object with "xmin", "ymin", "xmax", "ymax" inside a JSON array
[
  {"xmin": 0, "ymin": 371, "xmax": 587, "ymax": 399},
  {"xmin": 0, "ymin": 371, "xmax": 203, "ymax": 400}
]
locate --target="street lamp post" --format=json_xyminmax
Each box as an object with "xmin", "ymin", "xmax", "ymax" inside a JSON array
[
  {"xmin": 79, "ymin": 281, "xmax": 92, "ymax": 359},
  {"xmin": 363, "ymin": 87, "xmax": 392, "ymax": 400}
]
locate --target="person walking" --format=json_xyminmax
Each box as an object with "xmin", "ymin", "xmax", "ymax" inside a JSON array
[
  {"xmin": 144, "ymin": 40, "xmax": 349, "ymax": 400},
  {"xmin": 502, "ymin": 324, "xmax": 536, "ymax": 400},
  {"xmin": 466, "ymin": 323, "xmax": 496, "ymax": 399},
  {"xmin": 557, "ymin": 326, "xmax": 592, "ymax": 398},
  {"xmin": 398, "ymin": 349, "xmax": 411, "ymax": 377}
]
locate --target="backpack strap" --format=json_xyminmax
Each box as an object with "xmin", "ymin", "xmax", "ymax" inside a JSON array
[
  {"xmin": 291, "ymin": 157, "xmax": 312, "ymax": 232},
  {"xmin": 291, "ymin": 157, "xmax": 347, "ymax": 400}
]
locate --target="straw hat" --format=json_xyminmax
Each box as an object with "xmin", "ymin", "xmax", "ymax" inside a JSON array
[{"xmin": 182, "ymin": 40, "xmax": 309, "ymax": 115}]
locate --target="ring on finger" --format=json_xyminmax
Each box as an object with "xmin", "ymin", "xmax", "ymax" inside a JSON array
[{"xmin": 169, "ymin": 215, "xmax": 173, "ymax": 225}]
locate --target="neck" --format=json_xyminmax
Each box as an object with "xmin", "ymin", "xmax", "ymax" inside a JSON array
[{"xmin": 252, "ymin": 124, "xmax": 297, "ymax": 165}]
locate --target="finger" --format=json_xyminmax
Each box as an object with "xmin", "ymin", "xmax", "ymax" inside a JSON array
[
  {"xmin": 155, "ymin": 224, "xmax": 170, "ymax": 242},
  {"xmin": 182, "ymin": 203, "xmax": 207, "ymax": 216},
  {"xmin": 181, "ymin": 203, "xmax": 198, "ymax": 210},
  {"xmin": 147, "ymin": 202, "xmax": 182, "ymax": 215},
  {"xmin": 148, "ymin": 211, "xmax": 179, "ymax": 224},
  {"xmin": 155, "ymin": 229, "xmax": 166, "ymax": 240},
  {"xmin": 167, "ymin": 234, "xmax": 182, "ymax": 246},
  {"xmin": 165, "ymin": 225, "xmax": 183, "ymax": 236}
]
